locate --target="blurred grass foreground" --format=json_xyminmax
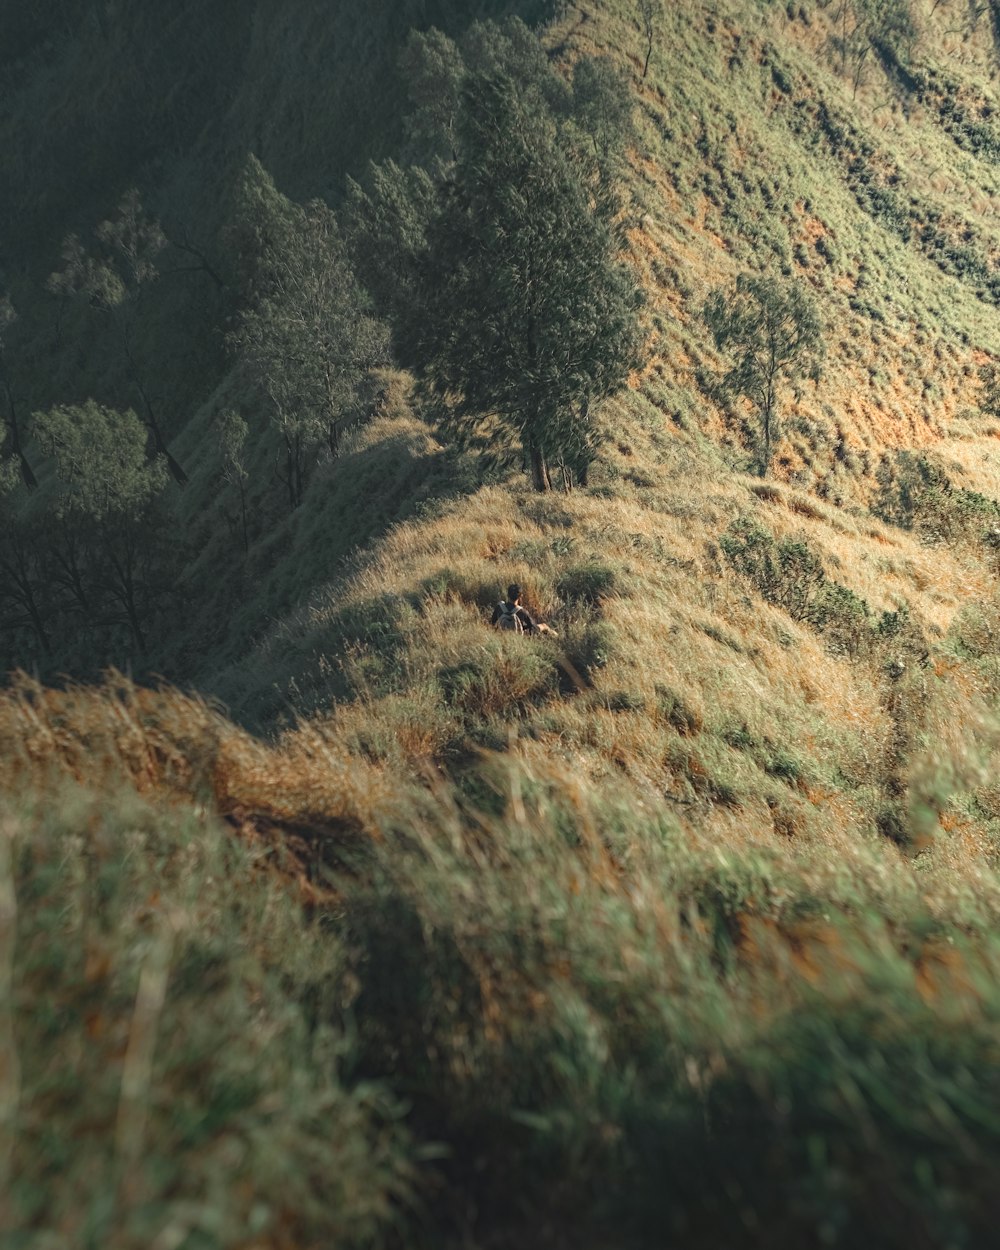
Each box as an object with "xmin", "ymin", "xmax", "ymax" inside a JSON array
[{"xmin": 3, "ymin": 676, "xmax": 1000, "ymax": 1249}]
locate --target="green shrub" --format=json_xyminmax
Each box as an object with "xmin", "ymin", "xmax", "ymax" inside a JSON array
[
  {"xmin": 559, "ymin": 620, "xmax": 618, "ymax": 686},
  {"xmin": 720, "ymin": 518, "xmax": 826, "ymax": 622},
  {"xmin": 873, "ymin": 451, "xmax": 1000, "ymax": 545},
  {"xmin": 655, "ymin": 683, "xmax": 703, "ymax": 735},
  {"xmin": 811, "ymin": 580, "xmax": 872, "ymax": 657},
  {"xmin": 556, "ymin": 561, "xmax": 619, "ymax": 606},
  {"xmin": 605, "ymin": 689, "xmax": 647, "ymax": 713}
]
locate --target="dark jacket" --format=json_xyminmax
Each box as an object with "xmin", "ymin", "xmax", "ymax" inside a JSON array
[{"xmin": 491, "ymin": 600, "xmax": 536, "ymax": 633}]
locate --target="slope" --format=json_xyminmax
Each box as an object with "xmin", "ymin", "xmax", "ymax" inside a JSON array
[{"xmin": 8, "ymin": 1, "xmax": 1000, "ymax": 1247}]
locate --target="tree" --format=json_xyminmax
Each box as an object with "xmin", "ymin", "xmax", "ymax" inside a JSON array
[
  {"xmin": 228, "ymin": 158, "xmax": 390, "ymax": 510},
  {"xmin": 416, "ymin": 69, "xmax": 643, "ymax": 490},
  {"xmin": 0, "ymin": 460, "xmax": 50, "ymax": 655},
  {"xmin": 980, "ymin": 360, "xmax": 1000, "ymax": 419},
  {"xmin": 47, "ymin": 190, "xmax": 188, "ymax": 485},
  {"xmin": 342, "ymin": 160, "xmax": 438, "ymax": 363},
  {"xmin": 398, "ymin": 26, "xmax": 467, "ymax": 162},
  {"xmin": 703, "ymin": 275, "xmax": 823, "ymax": 476},
  {"xmin": 570, "ymin": 56, "xmax": 636, "ymax": 165},
  {"xmin": 33, "ymin": 400, "xmax": 171, "ymax": 652},
  {"xmin": 832, "ymin": 0, "xmax": 917, "ymax": 96},
  {"xmin": 638, "ymin": 0, "xmax": 659, "ymax": 79},
  {"xmin": 0, "ymin": 296, "xmax": 37, "ymax": 489}
]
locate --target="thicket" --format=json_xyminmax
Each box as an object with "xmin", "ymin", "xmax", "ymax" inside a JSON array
[{"xmin": 351, "ymin": 20, "xmax": 644, "ymax": 490}]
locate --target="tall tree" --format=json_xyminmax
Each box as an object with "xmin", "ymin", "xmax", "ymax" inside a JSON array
[
  {"xmin": 415, "ymin": 68, "xmax": 643, "ymax": 490},
  {"xmin": 47, "ymin": 190, "xmax": 188, "ymax": 485},
  {"xmin": 703, "ymin": 275, "xmax": 824, "ymax": 476},
  {"xmin": 228, "ymin": 158, "xmax": 390, "ymax": 510},
  {"xmin": 342, "ymin": 159, "xmax": 437, "ymax": 365},
  {"xmin": 33, "ymin": 400, "xmax": 171, "ymax": 652}
]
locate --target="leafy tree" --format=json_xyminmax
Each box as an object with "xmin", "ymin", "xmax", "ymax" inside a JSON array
[
  {"xmin": 33, "ymin": 400, "xmax": 171, "ymax": 652},
  {"xmin": 47, "ymin": 190, "xmax": 188, "ymax": 484},
  {"xmin": 342, "ymin": 160, "xmax": 438, "ymax": 362},
  {"xmin": 570, "ymin": 56, "xmax": 636, "ymax": 165},
  {"xmin": 398, "ymin": 27, "xmax": 467, "ymax": 162},
  {"xmin": 978, "ymin": 360, "xmax": 1000, "ymax": 416},
  {"xmin": 228, "ymin": 158, "xmax": 390, "ymax": 510},
  {"xmin": 703, "ymin": 275, "xmax": 823, "ymax": 475},
  {"xmin": 400, "ymin": 19, "xmax": 569, "ymax": 161},
  {"xmin": 0, "ymin": 295, "xmax": 36, "ymax": 488},
  {"xmin": 415, "ymin": 65, "xmax": 643, "ymax": 490}
]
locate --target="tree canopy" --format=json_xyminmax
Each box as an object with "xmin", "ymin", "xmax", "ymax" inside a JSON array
[
  {"xmin": 410, "ymin": 25, "xmax": 643, "ymax": 489},
  {"xmin": 228, "ymin": 157, "xmax": 390, "ymax": 509},
  {"xmin": 703, "ymin": 274, "xmax": 824, "ymax": 475}
]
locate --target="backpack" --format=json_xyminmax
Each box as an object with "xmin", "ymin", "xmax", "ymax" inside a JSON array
[{"xmin": 496, "ymin": 601, "xmax": 524, "ymax": 634}]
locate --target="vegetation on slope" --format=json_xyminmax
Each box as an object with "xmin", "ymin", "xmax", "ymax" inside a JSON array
[
  {"xmin": 6, "ymin": 676, "xmax": 1000, "ymax": 1248},
  {"xmin": 8, "ymin": 0, "xmax": 1000, "ymax": 1245}
]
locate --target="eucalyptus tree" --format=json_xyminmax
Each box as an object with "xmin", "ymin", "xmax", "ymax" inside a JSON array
[
  {"xmin": 228, "ymin": 157, "xmax": 390, "ymax": 511},
  {"xmin": 408, "ymin": 23, "xmax": 643, "ymax": 490},
  {"xmin": 0, "ymin": 296, "xmax": 36, "ymax": 488},
  {"xmin": 703, "ymin": 275, "xmax": 824, "ymax": 475},
  {"xmin": 217, "ymin": 407, "xmax": 251, "ymax": 555},
  {"xmin": 637, "ymin": 0, "xmax": 659, "ymax": 78},
  {"xmin": 0, "ymin": 459, "xmax": 50, "ymax": 655}
]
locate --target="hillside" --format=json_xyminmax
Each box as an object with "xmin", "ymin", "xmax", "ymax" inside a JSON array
[{"xmin": 8, "ymin": 0, "xmax": 1000, "ymax": 1247}]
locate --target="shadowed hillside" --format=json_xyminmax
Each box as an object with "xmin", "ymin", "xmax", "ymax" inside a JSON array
[{"xmin": 7, "ymin": 1, "xmax": 1000, "ymax": 1247}]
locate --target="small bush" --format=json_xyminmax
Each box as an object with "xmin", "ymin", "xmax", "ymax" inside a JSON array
[
  {"xmin": 557, "ymin": 561, "xmax": 619, "ymax": 606},
  {"xmin": 655, "ymin": 683, "xmax": 703, "ymax": 735},
  {"xmin": 811, "ymin": 580, "xmax": 872, "ymax": 657},
  {"xmin": 559, "ymin": 620, "xmax": 619, "ymax": 686},
  {"xmin": 720, "ymin": 518, "xmax": 826, "ymax": 622}
]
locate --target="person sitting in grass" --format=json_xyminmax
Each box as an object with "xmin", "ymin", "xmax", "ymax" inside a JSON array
[{"xmin": 491, "ymin": 584, "xmax": 557, "ymax": 636}]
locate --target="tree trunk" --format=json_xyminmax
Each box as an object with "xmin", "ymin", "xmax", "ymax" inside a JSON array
[
  {"xmin": 149, "ymin": 424, "xmax": 188, "ymax": 487},
  {"xmin": 529, "ymin": 443, "xmax": 551, "ymax": 492},
  {"xmin": 4, "ymin": 549, "xmax": 51, "ymax": 654},
  {"xmin": 52, "ymin": 542, "xmax": 93, "ymax": 618},
  {"xmin": 22, "ymin": 586, "xmax": 51, "ymax": 655},
  {"xmin": 110, "ymin": 543, "xmax": 147, "ymax": 653},
  {"xmin": 1, "ymin": 373, "xmax": 37, "ymax": 489}
]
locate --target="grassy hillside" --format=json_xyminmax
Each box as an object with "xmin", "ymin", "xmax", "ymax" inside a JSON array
[{"xmin": 9, "ymin": 0, "xmax": 1000, "ymax": 1246}]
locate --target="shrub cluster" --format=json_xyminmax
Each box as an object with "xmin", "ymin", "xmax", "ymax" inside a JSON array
[{"xmin": 873, "ymin": 451, "xmax": 1000, "ymax": 546}]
